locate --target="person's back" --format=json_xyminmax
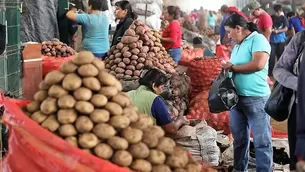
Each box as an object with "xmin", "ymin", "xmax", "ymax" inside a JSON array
[
  {"xmin": 208, "ymin": 14, "xmax": 216, "ymax": 28},
  {"xmin": 76, "ymin": 13, "xmax": 109, "ymax": 56},
  {"xmin": 289, "ymin": 16, "xmax": 305, "ymax": 33}
]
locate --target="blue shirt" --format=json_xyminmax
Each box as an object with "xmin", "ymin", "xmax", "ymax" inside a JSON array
[
  {"xmin": 220, "ymin": 15, "xmax": 229, "ymax": 42},
  {"xmin": 270, "ymin": 15, "xmax": 289, "ymax": 43},
  {"xmin": 289, "ymin": 16, "xmax": 305, "ymax": 33},
  {"xmin": 208, "ymin": 14, "xmax": 216, "ymax": 27},
  {"xmin": 230, "ymin": 31, "xmax": 271, "ymax": 96},
  {"xmin": 151, "ymin": 97, "xmax": 173, "ymax": 126},
  {"xmin": 76, "ymin": 13, "xmax": 109, "ymax": 54}
]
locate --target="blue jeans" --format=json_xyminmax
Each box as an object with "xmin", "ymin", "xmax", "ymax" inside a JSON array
[
  {"xmin": 93, "ymin": 53, "xmax": 107, "ymax": 60},
  {"xmin": 168, "ymin": 48, "xmax": 181, "ymax": 64},
  {"xmin": 230, "ymin": 96, "xmax": 273, "ymax": 172}
]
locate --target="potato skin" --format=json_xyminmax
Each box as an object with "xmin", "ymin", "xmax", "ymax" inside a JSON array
[
  {"xmin": 57, "ymin": 109, "xmax": 77, "ymax": 124},
  {"xmin": 90, "ymin": 94, "xmax": 108, "ymax": 107},
  {"xmin": 130, "ymin": 159, "xmax": 152, "ymax": 172},
  {"xmin": 82, "ymin": 77, "xmax": 101, "ymax": 91},
  {"xmin": 152, "ymin": 165, "xmax": 172, "ymax": 172},
  {"xmin": 147, "ymin": 149, "xmax": 166, "ymax": 165},
  {"xmin": 104, "ymin": 102, "xmax": 123, "ymax": 116},
  {"xmin": 34, "ymin": 90, "xmax": 48, "ymax": 102},
  {"xmin": 62, "ymin": 73, "xmax": 82, "ymax": 91},
  {"xmin": 109, "ymin": 116, "xmax": 130, "ymax": 129},
  {"xmin": 112, "ymin": 150, "xmax": 133, "ymax": 167},
  {"xmin": 48, "ymin": 85, "xmax": 68, "ymax": 98},
  {"xmin": 72, "ymin": 51, "xmax": 95, "ymax": 65},
  {"xmin": 157, "ymin": 137, "xmax": 176, "ymax": 155},
  {"xmin": 65, "ymin": 136, "xmax": 78, "ymax": 147},
  {"xmin": 26, "ymin": 101, "xmax": 41, "ymax": 113},
  {"xmin": 31, "ymin": 111, "xmax": 48, "ymax": 124},
  {"xmin": 78, "ymin": 64, "xmax": 99, "ymax": 77},
  {"xmin": 40, "ymin": 98, "xmax": 58, "ymax": 115},
  {"xmin": 44, "ymin": 70, "xmax": 65, "ymax": 85},
  {"xmin": 94, "ymin": 143, "xmax": 113, "ymax": 160},
  {"xmin": 78, "ymin": 133, "xmax": 99, "ymax": 149},
  {"xmin": 107, "ymin": 136, "xmax": 129, "ymax": 150},
  {"xmin": 75, "ymin": 116, "xmax": 94, "ymax": 133},
  {"xmin": 90, "ymin": 109, "xmax": 110, "ymax": 123},
  {"xmin": 73, "ymin": 87, "xmax": 92, "ymax": 101},
  {"xmin": 128, "ymin": 142, "xmax": 150, "ymax": 159},
  {"xmin": 121, "ymin": 127, "xmax": 143, "ymax": 144},
  {"xmin": 93, "ymin": 123, "xmax": 116, "ymax": 139},
  {"xmin": 59, "ymin": 124, "xmax": 78, "ymax": 137},
  {"xmin": 75, "ymin": 101, "xmax": 94, "ymax": 114},
  {"xmin": 166, "ymin": 147, "xmax": 189, "ymax": 168},
  {"xmin": 57, "ymin": 95, "xmax": 76, "ymax": 109}
]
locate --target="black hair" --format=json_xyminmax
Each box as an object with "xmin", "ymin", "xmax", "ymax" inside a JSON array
[
  {"xmin": 287, "ymin": 11, "xmax": 295, "ymax": 17},
  {"xmin": 115, "ymin": 0, "xmax": 137, "ymax": 19},
  {"xmin": 167, "ymin": 6, "xmax": 180, "ymax": 20},
  {"xmin": 220, "ymin": 5, "xmax": 228, "ymax": 13},
  {"xmin": 273, "ymin": 4, "xmax": 282, "ymax": 13},
  {"xmin": 139, "ymin": 68, "xmax": 168, "ymax": 92},
  {"xmin": 224, "ymin": 13, "xmax": 259, "ymax": 33},
  {"xmin": 88, "ymin": 0, "xmax": 102, "ymax": 10}
]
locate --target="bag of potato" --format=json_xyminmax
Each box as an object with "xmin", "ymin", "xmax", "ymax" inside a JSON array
[
  {"xmin": 42, "ymin": 56, "xmax": 73, "ymax": 78},
  {"xmin": 175, "ymin": 121, "xmax": 220, "ymax": 166}
]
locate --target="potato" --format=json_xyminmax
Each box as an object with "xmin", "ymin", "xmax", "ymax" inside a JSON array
[
  {"xmin": 141, "ymin": 46, "xmax": 149, "ymax": 53},
  {"xmin": 98, "ymin": 70, "xmax": 117, "ymax": 86},
  {"xmin": 131, "ymin": 48, "xmax": 140, "ymax": 55},
  {"xmin": 39, "ymin": 81, "xmax": 50, "ymax": 90},
  {"xmin": 124, "ymin": 70, "xmax": 133, "ymax": 76},
  {"xmin": 121, "ymin": 127, "xmax": 143, "ymax": 144},
  {"xmin": 147, "ymin": 149, "xmax": 166, "ymax": 165},
  {"xmin": 82, "ymin": 77, "xmax": 101, "ymax": 91},
  {"xmin": 124, "ymin": 75, "xmax": 131, "ymax": 79},
  {"xmin": 133, "ymin": 70, "xmax": 141, "ymax": 76},
  {"xmin": 144, "ymin": 126, "xmax": 165, "ymax": 139},
  {"xmin": 112, "ymin": 150, "xmax": 133, "ymax": 167},
  {"xmin": 123, "ymin": 51, "xmax": 132, "ymax": 58},
  {"xmin": 78, "ymin": 64, "xmax": 99, "ymax": 77},
  {"xmin": 121, "ymin": 46, "xmax": 130, "ymax": 53},
  {"xmin": 65, "ymin": 136, "xmax": 78, "ymax": 147},
  {"xmin": 94, "ymin": 143, "xmax": 113, "ymax": 160},
  {"xmin": 126, "ymin": 65, "xmax": 136, "ymax": 71},
  {"xmin": 130, "ymin": 159, "xmax": 152, "ymax": 172},
  {"xmin": 136, "ymin": 63, "xmax": 144, "ymax": 70},
  {"xmin": 61, "ymin": 61, "xmax": 78, "ymax": 73},
  {"xmin": 31, "ymin": 111, "xmax": 48, "ymax": 124},
  {"xmin": 185, "ymin": 163, "xmax": 202, "ymax": 172},
  {"xmin": 142, "ymin": 133, "xmax": 159, "ymax": 148},
  {"xmin": 145, "ymin": 60, "xmax": 153, "ymax": 66},
  {"xmin": 128, "ymin": 142, "xmax": 149, "ymax": 158},
  {"xmin": 129, "ymin": 43, "xmax": 137, "ymax": 49},
  {"xmin": 90, "ymin": 94, "xmax": 108, "ymax": 107},
  {"xmin": 137, "ymin": 57, "xmax": 145, "ymax": 63},
  {"xmin": 73, "ymin": 87, "xmax": 92, "ymax": 101},
  {"xmin": 40, "ymin": 98, "xmax": 58, "ymax": 115},
  {"xmin": 118, "ymin": 62, "xmax": 126, "ymax": 68},
  {"xmin": 123, "ymin": 108, "xmax": 139, "ymax": 123},
  {"xmin": 99, "ymin": 86, "xmax": 119, "ymax": 98},
  {"xmin": 92, "ymin": 58, "xmax": 105, "ymax": 70},
  {"xmin": 109, "ymin": 116, "xmax": 130, "ymax": 129},
  {"xmin": 166, "ymin": 147, "xmax": 189, "ymax": 168},
  {"xmin": 48, "ymin": 85, "xmax": 68, "ymax": 98},
  {"xmin": 110, "ymin": 65, "xmax": 117, "ymax": 71},
  {"xmin": 78, "ymin": 133, "xmax": 99, "ymax": 149},
  {"xmin": 113, "ymin": 50, "xmax": 120, "ymax": 55},
  {"xmin": 26, "ymin": 101, "xmax": 41, "ymax": 113},
  {"xmin": 115, "ymin": 67, "xmax": 125, "ymax": 74},
  {"xmin": 59, "ymin": 124, "xmax": 77, "ymax": 137},
  {"xmin": 138, "ymin": 53, "xmax": 147, "ymax": 58},
  {"xmin": 75, "ymin": 101, "xmax": 94, "ymax": 114},
  {"xmin": 57, "ymin": 95, "xmax": 76, "ymax": 109},
  {"xmin": 124, "ymin": 29, "xmax": 136, "ymax": 36},
  {"xmin": 90, "ymin": 109, "xmax": 110, "ymax": 123},
  {"xmin": 72, "ymin": 51, "xmax": 95, "ymax": 65},
  {"xmin": 34, "ymin": 90, "xmax": 48, "ymax": 102},
  {"xmin": 107, "ymin": 136, "xmax": 128, "ymax": 150},
  {"xmin": 116, "ymin": 74, "xmax": 124, "ymax": 79},
  {"xmin": 114, "ymin": 53, "xmax": 122, "ymax": 59},
  {"xmin": 131, "ymin": 60, "xmax": 138, "ymax": 66},
  {"xmin": 152, "ymin": 165, "xmax": 172, "ymax": 172},
  {"xmin": 174, "ymin": 168, "xmax": 187, "ymax": 172},
  {"xmin": 75, "ymin": 116, "xmax": 94, "ymax": 133},
  {"xmin": 157, "ymin": 137, "xmax": 176, "ymax": 155},
  {"xmin": 44, "ymin": 70, "xmax": 65, "ymax": 85},
  {"xmin": 130, "ymin": 113, "xmax": 154, "ymax": 130},
  {"xmin": 93, "ymin": 123, "xmax": 116, "ymax": 139},
  {"xmin": 62, "ymin": 73, "xmax": 82, "ymax": 91},
  {"xmin": 57, "ymin": 109, "xmax": 77, "ymax": 124},
  {"xmin": 116, "ymin": 42, "xmax": 124, "ymax": 49},
  {"xmin": 104, "ymin": 102, "xmax": 123, "ymax": 116},
  {"xmin": 130, "ymin": 55, "xmax": 138, "ymax": 60},
  {"xmin": 41, "ymin": 115, "xmax": 60, "ymax": 132},
  {"xmin": 121, "ymin": 35, "xmax": 139, "ymax": 44},
  {"xmin": 122, "ymin": 58, "xmax": 131, "ymax": 65},
  {"xmin": 111, "ymin": 93, "xmax": 131, "ymax": 108}
]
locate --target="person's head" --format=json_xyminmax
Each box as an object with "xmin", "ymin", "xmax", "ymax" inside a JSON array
[
  {"xmin": 220, "ymin": 5, "xmax": 228, "ymax": 16},
  {"xmin": 164, "ymin": 6, "xmax": 180, "ymax": 21},
  {"xmin": 248, "ymin": 1, "xmax": 262, "ymax": 17},
  {"xmin": 209, "ymin": 10, "xmax": 213, "ymax": 16},
  {"xmin": 88, "ymin": 0, "xmax": 102, "ymax": 13},
  {"xmin": 287, "ymin": 11, "xmax": 295, "ymax": 19},
  {"xmin": 273, "ymin": 4, "xmax": 283, "ymax": 16},
  {"xmin": 139, "ymin": 68, "xmax": 168, "ymax": 95},
  {"xmin": 114, "ymin": 0, "xmax": 137, "ymax": 20},
  {"xmin": 224, "ymin": 13, "xmax": 259, "ymax": 43}
]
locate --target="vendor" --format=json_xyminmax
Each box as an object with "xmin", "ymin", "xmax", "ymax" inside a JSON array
[
  {"xmin": 127, "ymin": 68, "xmax": 189, "ymax": 134},
  {"xmin": 161, "ymin": 6, "xmax": 182, "ymax": 63},
  {"xmin": 111, "ymin": 1, "xmax": 137, "ymax": 46},
  {"xmin": 66, "ymin": 0, "xmax": 110, "ymax": 59}
]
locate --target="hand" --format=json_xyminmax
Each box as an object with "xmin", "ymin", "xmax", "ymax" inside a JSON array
[
  {"xmin": 178, "ymin": 115, "xmax": 190, "ymax": 125},
  {"xmin": 272, "ymin": 29, "xmax": 278, "ymax": 34},
  {"xmin": 222, "ymin": 61, "xmax": 234, "ymax": 71}
]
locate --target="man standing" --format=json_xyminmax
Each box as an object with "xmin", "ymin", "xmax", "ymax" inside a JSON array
[
  {"xmin": 269, "ymin": 4, "xmax": 288, "ymax": 76},
  {"xmin": 219, "ymin": 5, "xmax": 228, "ymax": 44},
  {"xmin": 248, "ymin": 1, "xmax": 273, "ymax": 41},
  {"xmin": 289, "ymin": 7, "xmax": 305, "ymax": 36}
]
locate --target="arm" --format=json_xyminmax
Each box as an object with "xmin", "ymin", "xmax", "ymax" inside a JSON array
[
  {"xmin": 66, "ymin": 9, "xmax": 77, "ymax": 22},
  {"xmin": 162, "ymin": 22, "xmax": 179, "ymax": 43},
  {"xmin": 151, "ymin": 97, "xmax": 187, "ymax": 134},
  {"xmin": 274, "ymin": 16, "xmax": 289, "ymax": 33},
  {"xmin": 273, "ymin": 32, "xmax": 304, "ymax": 91},
  {"xmin": 230, "ymin": 35, "xmax": 270, "ymax": 73},
  {"xmin": 261, "ymin": 15, "xmax": 273, "ymax": 40}
]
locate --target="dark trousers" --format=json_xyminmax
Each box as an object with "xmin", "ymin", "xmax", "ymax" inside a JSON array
[
  {"xmin": 288, "ymin": 104, "xmax": 298, "ymax": 170},
  {"xmin": 269, "ymin": 42, "xmax": 286, "ymax": 76}
]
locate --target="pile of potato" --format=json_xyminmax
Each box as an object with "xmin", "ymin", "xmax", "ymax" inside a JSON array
[
  {"xmin": 105, "ymin": 20, "xmax": 176, "ymax": 80},
  {"xmin": 182, "ymin": 20, "xmax": 199, "ymax": 33},
  {"xmin": 24, "ymin": 51, "xmax": 202, "ymax": 172},
  {"xmin": 42, "ymin": 40, "xmax": 75, "ymax": 57}
]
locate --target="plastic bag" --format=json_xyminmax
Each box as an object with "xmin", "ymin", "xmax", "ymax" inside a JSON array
[
  {"xmin": 1, "ymin": 98, "xmax": 131, "ymax": 172},
  {"xmin": 42, "ymin": 56, "xmax": 73, "ymax": 78},
  {"xmin": 208, "ymin": 69, "xmax": 238, "ymax": 113}
]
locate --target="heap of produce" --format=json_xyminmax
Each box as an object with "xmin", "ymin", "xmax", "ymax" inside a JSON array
[
  {"xmin": 105, "ymin": 20, "xmax": 176, "ymax": 80},
  {"xmin": 42, "ymin": 39, "xmax": 75, "ymax": 57},
  {"xmin": 182, "ymin": 20, "xmax": 198, "ymax": 32},
  {"xmin": 23, "ymin": 51, "xmax": 202, "ymax": 172}
]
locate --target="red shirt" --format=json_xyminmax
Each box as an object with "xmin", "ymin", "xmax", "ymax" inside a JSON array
[
  {"xmin": 256, "ymin": 12, "xmax": 273, "ymax": 40},
  {"xmin": 162, "ymin": 20, "xmax": 182, "ymax": 50}
]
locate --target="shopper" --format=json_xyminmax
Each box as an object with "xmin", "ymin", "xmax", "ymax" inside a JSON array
[
  {"xmin": 288, "ymin": 7, "xmax": 305, "ymax": 35},
  {"xmin": 269, "ymin": 4, "xmax": 289, "ymax": 76},
  {"xmin": 207, "ymin": 11, "xmax": 216, "ymax": 30},
  {"xmin": 111, "ymin": 0, "xmax": 137, "ymax": 46},
  {"xmin": 273, "ymin": 30, "xmax": 305, "ymax": 171},
  {"xmin": 161, "ymin": 6, "xmax": 182, "ymax": 63},
  {"xmin": 222, "ymin": 14, "xmax": 273, "ymax": 172},
  {"xmin": 127, "ymin": 68, "xmax": 189, "ymax": 134},
  {"xmin": 66, "ymin": 0, "xmax": 109, "ymax": 59},
  {"xmin": 219, "ymin": 5, "xmax": 228, "ymax": 44},
  {"xmin": 248, "ymin": 1, "xmax": 273, "ymax": 41}
]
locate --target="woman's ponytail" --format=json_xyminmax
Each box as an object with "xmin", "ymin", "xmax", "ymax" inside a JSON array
[
  {"xmin": 130, "ymin": 11, "xmax": 138, "ymax": 20},
  {"xmin": 247, "ymin": 22, "xmax": 260, "ymax": 33}
]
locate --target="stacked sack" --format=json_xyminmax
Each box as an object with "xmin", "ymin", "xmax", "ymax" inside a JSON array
[
  {"xmin": 41, "ymin": 39, "xmax": 75, "ymax": 57},
  {"xmin": 23, "ymin": 51, "xmax": 203, "ymax": 172},
  {"xmin": 162, "ymin": 72, "xmax": 191, "ymax": 119},
  {"xmin": 105, "ymin": 20, "xmax": 176, "ymax": 80},
  {"xmin": 186, "ymin": 57, "xmax": 223, "ymax": 100}
]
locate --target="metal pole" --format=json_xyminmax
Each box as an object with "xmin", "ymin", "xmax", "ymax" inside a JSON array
[{"xmin": 292, "ymin": 0, "xmax": 296, "ymax": 12}]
